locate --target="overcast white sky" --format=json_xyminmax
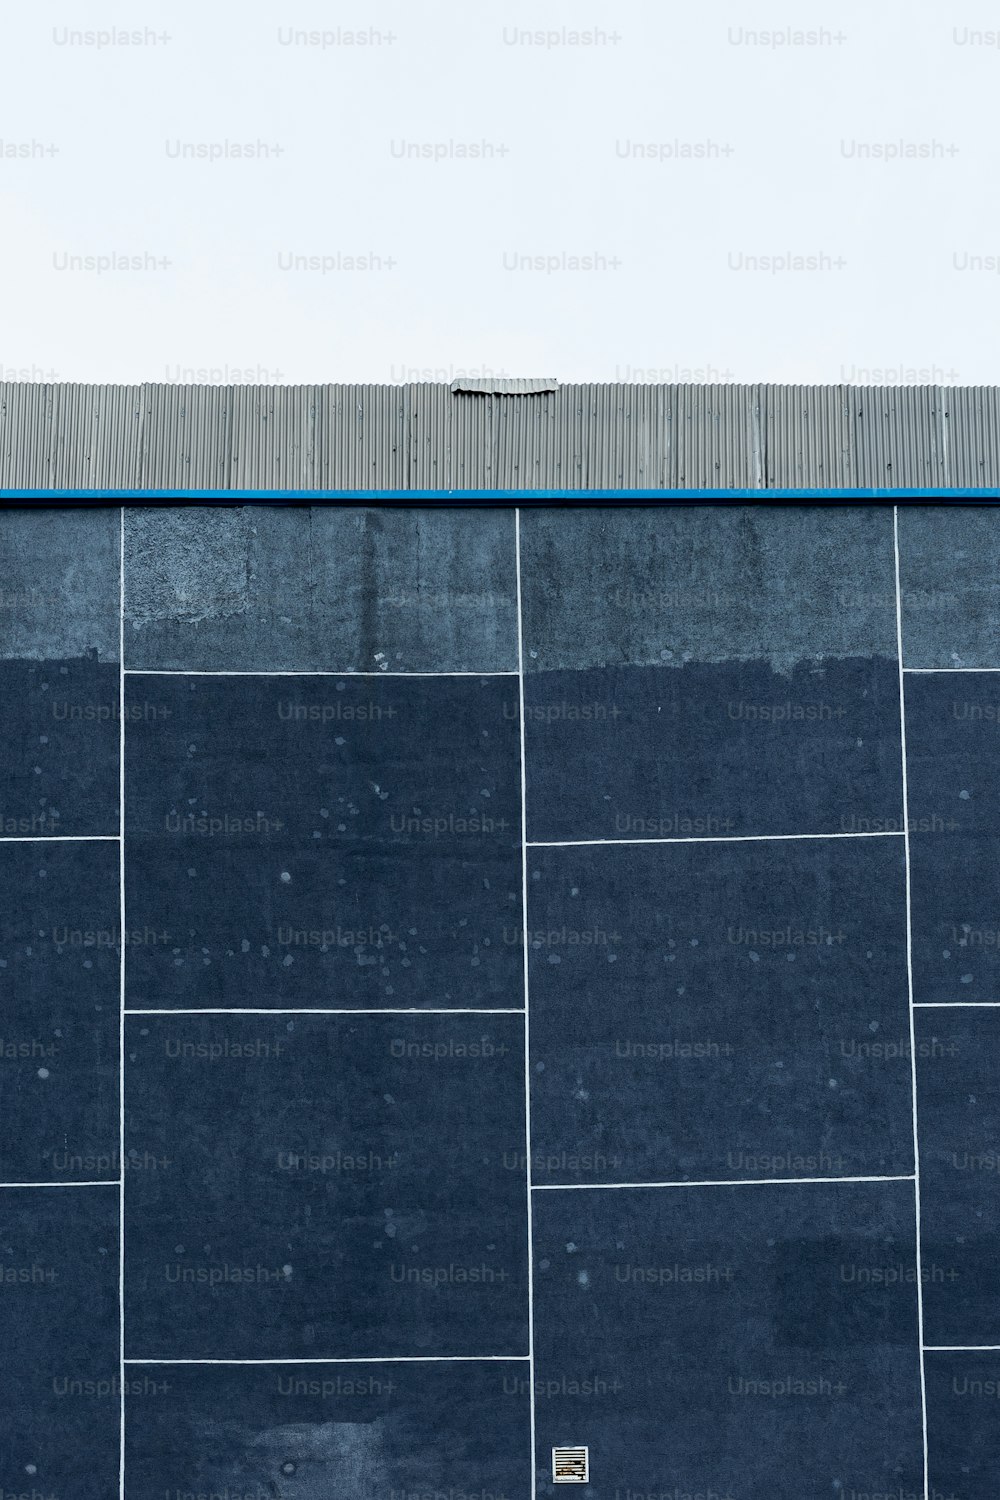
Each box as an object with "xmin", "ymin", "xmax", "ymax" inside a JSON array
[{"xmin": 1, "ymin": 0, "xmax": 997, "ymax": 386}]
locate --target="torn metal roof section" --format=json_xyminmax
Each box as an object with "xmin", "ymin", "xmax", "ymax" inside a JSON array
[{"xmin": 0, "ymin": 382, "xmax": 998, "ymax": 495}]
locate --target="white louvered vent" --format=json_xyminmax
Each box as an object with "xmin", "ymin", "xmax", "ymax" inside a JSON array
[{"xmin": 552, "ymin": 1446, "xmax": 589, "ymax": 1483}]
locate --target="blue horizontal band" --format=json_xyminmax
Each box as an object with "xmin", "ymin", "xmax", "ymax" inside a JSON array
[{"xmin": 2, "ymin": 487, "xmax": 999, "ymax": 501}]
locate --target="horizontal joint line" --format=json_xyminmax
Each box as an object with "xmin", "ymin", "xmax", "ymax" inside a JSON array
[
  {"xmin": 0, "ymin": 835, "xmax": 119, "ymax": 843},
  {"xmin": 532, "ymin": 1174, "xmax": 916, "ymax": 1191},
  {"xmin": 527, "ymin": 831, "xmax": 905, "ymax": 849},
  {"xmin": 125, "ymin": 1008, "xmax": 526, "ymax": 1015},
  {"xmin": 0, "ymin": 1180, "xmax": 120, "ymax": 1188},
  {"xmin": 124, "ymin": 1355, "xmax": 530, "ymax": 1364},
  {"xmin": 124, "ymin": 670, "xmax": 518, "ymax": 678}
]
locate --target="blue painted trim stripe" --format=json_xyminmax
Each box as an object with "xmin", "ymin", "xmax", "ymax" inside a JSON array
[{"xmin": 2, "ymin": 487, "xmax": 1000, "ymax": 500}]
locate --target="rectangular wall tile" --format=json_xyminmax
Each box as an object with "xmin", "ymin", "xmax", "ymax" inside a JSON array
[
  {"xmin": 0, "ymin": 508, "xmax": 119, "ymax": 837},
  {"xmin": 528, "ymin": 837, "xmax": 913, "ymax": 1184},
  {"xmin": 124, "ymin": 506, "xmax": 518, "ymax": 672},
  {"xmin": 519, "ymin": 507, "xmax": 902, "ymax": 841},
  {"xmin": 0, "ymin": 842, "xmax": 119, "ymax": 1182},
  {"xmin": 916, "ymin": 1009, "xmax": 1000, "ymax": 1347},
  {"xmin": 926, "ymin": 1352, "xmax": 1000, "ymax": 1500},
  {"xmin": 124, "ymin": 1013, "xmax": 527, "ymax": 1359},
  {"xmin": 0, "ymin": 1187, "xmax": 119, "ymax": 1500},
  {"xmin": 898, "ymin": 506, "xmax": 1000, "ymax": 669},
  {"xmin": 124, "ymin": 673, "xmax": 522, "ymax": 1009},
  {"xmin": 906, "ymin": 673, "xmax": 1000, "ymax": 1003},
  {"xmin": 532, "ymin": 1180, "xmax": 923, "ymax": 1498},
  {"xmin": 125, "ymin": 1361, "xmax": 530, "ymax": 1498}
]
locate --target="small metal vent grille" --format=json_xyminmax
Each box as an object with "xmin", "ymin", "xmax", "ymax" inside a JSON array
[{"xmin": 552, "ymin": 1446, "xmax": 589, "ymax": 1483}]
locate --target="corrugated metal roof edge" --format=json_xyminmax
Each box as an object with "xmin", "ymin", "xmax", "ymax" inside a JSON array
[
  {"xmin": 4, "ymin": 382, "xmax": 999, "ymax": 492},
  {"xmin": 0, "ymin": 381, "xmax": 982, "ymax": 389},
  {"xmin": 3, "ymin": 488, "xmax": 1000, "ymax": 501}
]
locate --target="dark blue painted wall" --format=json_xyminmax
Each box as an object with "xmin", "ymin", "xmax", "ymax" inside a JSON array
[{"xmin": 1, "ymin": 504, "xmax": 997, "ymax": 1499}]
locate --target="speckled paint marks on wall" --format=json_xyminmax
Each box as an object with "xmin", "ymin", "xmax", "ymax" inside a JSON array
[{"xmin": 1, "ymin": 504, "xmax": 999, "ymax": 1499}]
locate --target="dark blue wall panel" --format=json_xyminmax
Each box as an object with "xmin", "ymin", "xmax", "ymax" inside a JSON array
[
  {"xmin": 123, "ymin": 674, "xmax": 523, "ymax": 1010},
  {"xmin": 926, "ymin": 1353, "xmax": 1000, "ymax": 1499},
  {"xmin": 907, "ymin": 673, "xmax": 1000, "ymax": 1004},
  {"xmin": 0, "ymin": 509, "xmax": 119, "ymax": 836},
  {"xmin": 518, "ymin": 508, "xmax": 900, "ymax": 670},
  {"xmin": 124, "ymin": 507, "xmax": 518, "ymax": 673},
  {"xmin": 532, "ymin": 1180, "xmax": 923, "ymax": 1498},
  {"xmin": 915, "ymin": 1009, "xmax": 1000, "ymax": 1347},
  {"xmin": 5, "ymin": 501, "xmax": 1000, "ymax": 1496},
  {"xmin": 124, "ymin": 1013, "xmax": 527, "ymax": 1359},
  {"xmin": 0, "ymin": 1188, "xmax": 119, "ymax": 1500},
  {"xmin": 125, "ymin": 1361, "xmax": 530, "ymax": 1498},
  {"xmin": 898, "ymin": 507, "xmax": 1000, "ymax": 670},
  {"xmin": 528, "ymin": 837, "xmax": 913, "ymax": 1184},
  {"xmin": 523, "ymin": 658, "xmax": 904, "ymax": 842},
  {"xmin": 0, "ymin": 841, "xmax": 119, "ymax": 1181},
  {"xmin": 519, "ymin": 508, "xmax": 903, "ymax": 841}
]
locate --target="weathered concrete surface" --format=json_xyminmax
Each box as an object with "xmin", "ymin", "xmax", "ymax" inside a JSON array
[
  {"xmin": 520, "ymin": 506, "xmax": 898, "ymax": 673},
  {"xmin": 125, "ymin": 506, "xmax": 518, "ymax": 672}
]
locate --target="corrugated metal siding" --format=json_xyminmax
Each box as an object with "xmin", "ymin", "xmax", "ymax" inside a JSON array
[
  {"xmin": 316, "ymin": 385, "xmax": 409, "ymax": 494},
  {"xmin": 945, "ymin": 387, "xmax": 1000, "ymax": 490},
  {"xmin": 229, "ymin": 386, "xmax": 315, "ymax": 493},
  {"xmin": 492, "ymin": 386, "xmax": 538, "ymax": 491},
  {"xmin": 851, "ymin": 386, "xmax": 947, "ymax": 491},
  {"xmin": 1, "ymin": 382, "xmax": 999, "ymax": 492},
  {"xmin": 46, "ymin": 383, "xmax": 142, "ymax": 492},
  {"xmin": 764, "ymin": 386, "xmax": 853, "ymax": 491},
  {"xmin": 140, "ymin": 384, "xmax": 230, "ymax": 491},
  {"xmin": 540, "ymin": 386, "xmax": 584, "ymax": 491},
  {"xmin": 0, "ymin": 383, "xmax": 50, "ymax": 489},
  {"xmin": 671, "ymin": 384, "xmax": 762, "ymax": 491},
  {"xmin": 412, "ymin": 384, "xmax": 460, "ymax": 492},
  {"xmin": 574, "ymin": 385, "xmax": 665, "ymax": 491}
]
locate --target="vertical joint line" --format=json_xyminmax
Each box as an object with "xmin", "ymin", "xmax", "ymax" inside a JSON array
[
  {"xmin": 894, "ymin": 506, "xmax": 929, "ymax": 1500},
  {"xmin": 514, "ymin": 510, "xmax": 536, "ymax": 1497},
  {"xmin": 118, "ymin": 508, "xmax": 126, "ymax": 1500}
]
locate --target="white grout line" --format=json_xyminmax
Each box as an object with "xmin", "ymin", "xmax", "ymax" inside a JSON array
[
  {"xmin": 532, "ymin": 1174, "xmax": 916, "ymax": 1192},
  {"xmin": 527, "ymin": 831, "xmax": 906, "ymax": 849},
  {"xmin": 125, "ymin": 1355, "xmax": 531, "ymax": 1365},
  {"xmin": 0, "ymin": 835, "xmax": 119, "ymax": 843},
  {"xmin": 913, "ymin": 1002, "xmax": 1000, "ymax": 1009},
  {"xmin": 0, "ymin": 1180, "xmax": 120, "ymax": 1188},
  {"xmin": 124, "ymin": 1008, "xmax": 526, "ymax": 1016},
  {"xmin": 118, "ymin": 508, "xmax": 127, "ymax": 1500},
  {"xmin": 514, "ymin": 510, "xmax": 537, "ymax": 1500},
  {"xmin": 894, "ymin": 506, "xmax": 930, "ymax": 1500},
  {"xmin": 125, "ymin": 669, "xmax": 518, "ymax": 678},
  {"xmin": 904, "ymin": 668, "xmax": 1000, "ymax": 674}
]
